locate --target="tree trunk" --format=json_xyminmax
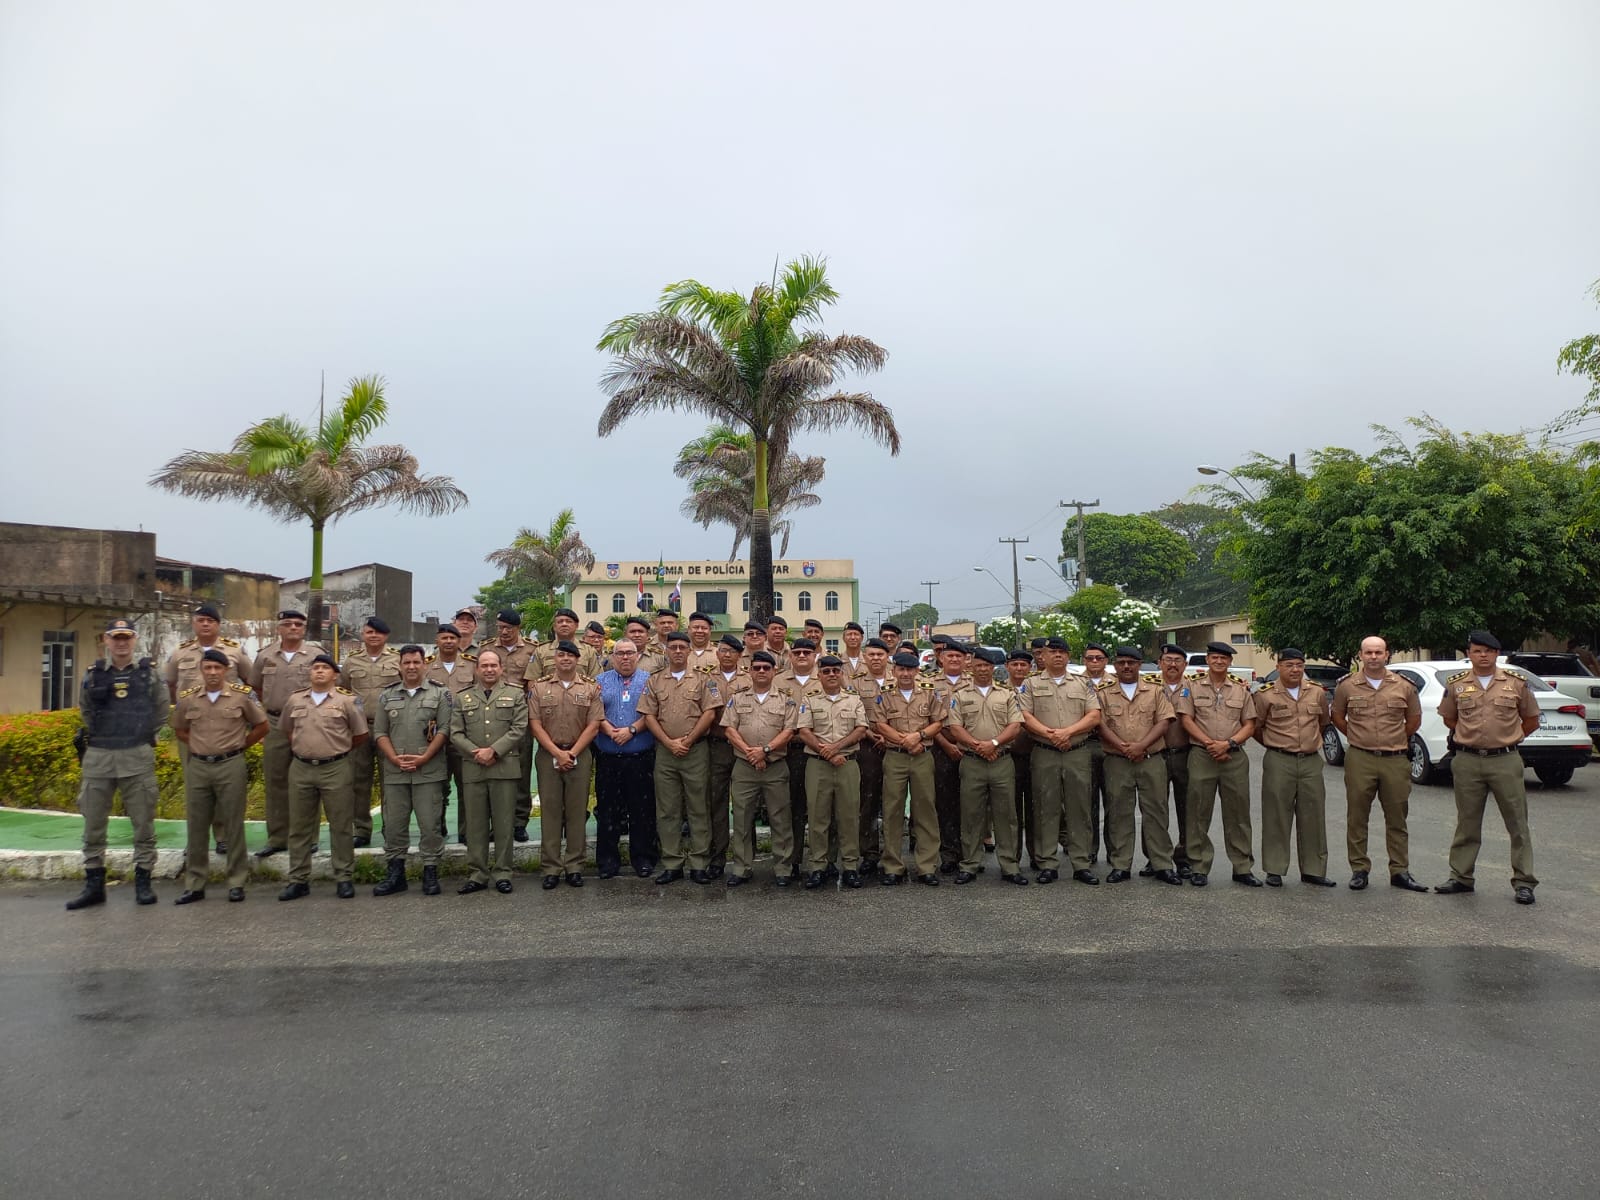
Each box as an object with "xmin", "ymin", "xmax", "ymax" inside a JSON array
[
  {"xmin": 306, "ymin": 520, "xmax": 326, "ymax": 645},
  {"xmin": 748, "ymin": 439, "xmax": 775, "ymax": 621}
]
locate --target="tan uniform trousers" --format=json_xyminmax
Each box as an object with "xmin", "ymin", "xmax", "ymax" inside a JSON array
[
  {"xmin": 1260, "ymin": 748, "xmax": 1328, "ymax": 878},
  {"xmin": 655, "ymin": 740, "xmax": 711, "ymax": 872},
  {"xmin": 879, "ymin": 748, "xmax": 940, "ymax": 877},
  {"xmin": 176, "ymin": 738, "xmax": 228, "ymax": 844},
  {"xmin": 1344, "ymin": 747, "xmax": 1411, "ymax": 874},
  {"xmin": 288, "ymin": 757, "xmax": 355, "ymax": 884},
  {"xmin": 706, "ymin": 739, "xmax": 735, "ymax": 870},
  {"xmin": 536, "ymin": 747, "xmax": 594, "ymax": 876},
  {"xmin": 184, "ymin": 754, "xmax": 250, "ymax": 889},
  {"xmin": 349, "ymin": 739, "xmax": 380, "ymax": 842},
  {"xmin": 1063, "ymin": 740, "xmax": 1107, "ymax": 863},
  {"xmin": 381, "ymin": 777, "xmax": 447, "ymax": 866},
  {"xmin": 1185, "ymin": 748, "xmax": 1253, "ymax": 875},
  {"xmin": 1104, "ymin": 754, "xmax": 1174, "ymax": 871},
  {"xmin": 465, "ymin": 777, "xmax": 519, "ymax": 884},
  {"xmin": 729, "ymin": 758, "xmax": 793, "ymax": 880},
  {"xmin": 78, "ymin": 746, "xmax": 159, "ymax": 871},
  {"xmin": 959, "ymin": 754, "xmax": 1018, "ymax": 874},
  {"xmin": 1155, "ymin": 745, "xmax": 1191, "ymax": 868},
  {"xmin": 1031, "ymin": 743, "xmax": 1092, "ymax": 873},
  {"xmin": 804, "ymin": 755, "xmax": 861, "ymax": 873},
  {"xmin": 1448, "ymin": 751, "xmax": 1537, "ymax": 889},
  {"xmin": 261, "ymin": 720, "xmax": 294, "ymax": 850}
]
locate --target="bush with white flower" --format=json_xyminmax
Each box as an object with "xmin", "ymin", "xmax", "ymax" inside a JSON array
[{"xmin": 1099, "ymin": 598, "xmax": 1161, "ymax": 649}]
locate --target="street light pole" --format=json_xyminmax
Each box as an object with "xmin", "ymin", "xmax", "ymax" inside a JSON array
[
  {"xmin": 1058, "ymin": 499, "xmax": 1099, "ymax": 592},
  {"xmin": 998, "ymin": 537, "xmax": 1028, "ymax": 648}
]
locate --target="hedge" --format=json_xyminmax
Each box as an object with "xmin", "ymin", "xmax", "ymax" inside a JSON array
[{"xmin": 0, "ymin": 710, "xmax": 266, "ymax": 820}]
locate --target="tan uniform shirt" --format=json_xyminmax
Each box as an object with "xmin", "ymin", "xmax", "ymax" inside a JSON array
[
  {"xmin": 1155, "ymin": 677, "xmax": 1193, "ymax": 748},
  {"xmin": 1096, "ymin": 678, "xmax": 1177, "ymax": 748},
  {"xmin": 339, "ymin": 649, "xmax": 402, "ymax": 716},
  {"xmin": 425, "ymin": 654, "xmax": 478, "ymax": 695},
  {"xmin": 1437, "ymin": 668, "xmax": 1538, "ymax": 749},
  {"xmin": 531, "ymin": 641, "xmax": 601, "ymax": 682},
  {"xmin": 797, "ymin": 689, "xmax": 869, "ymax": 756},
  {"xmin": 164, "ymin": 637, "xmax": 253, "ymax": 696},
  {"xmin": 1253, "ymin": 680, "xmax": 1331, "ymax": 753},
  {"xmin": 639, "ymin": 669, "xmax": 723, "ymax": 740},
  {"xmin": 1172, "ymin": 674, "xmax": 1254, "ymax": 742},
  {"xmin": 1332, "ymin": 672, "xmax": 1420, "ymax": 752},
  {"xmin": 172, "ymin": 682, "xmax": 267, "ymax": 756},
  {"xmin": 707, "ymin": 671, "xmax": 751, "ymax": 738},
  {"xmin": 1019, "ymin": 674, "xmax": 1101, "ymax": 748},
  {"xmin": 281, "ymin": 688, "xmax": 368, "ymax": 760},
  {"xmin": 528, "ymin": 676, "xmax": 605, "ymax": 748},
  {"xmin": 249, "ymin": 640, "xmax": 327, "ymax": 716},
  {"xmin": 636, "ymin": 646, "xmax": 669, "ymax": 676},
  {"xmin": 481, "ymin": 638, "xmax": 536, "ymax": 690},
  {"xmin": 874, "ymin": 682, "xmax": 944, "ymax": 741},
  {"xmin": 945, "ymin": 683, "xmax": 1023, "ymax": 743},
  {"xmin": 687, "ymin": 645, "xmax": 719, "ymax": 673},
  {"xmin": 775, "ymin": 670, "xmax": 825, "ymax": 710},
  {"xmin": 720, "ymin": 689, "xmax": 799, "ymax": 756}
]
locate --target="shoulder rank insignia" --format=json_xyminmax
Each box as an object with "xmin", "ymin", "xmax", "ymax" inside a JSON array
[
  {"xmin": 1227, "ymin": 672, "xmax": 1245, "ymax": 684},
  {"xmin": 1096, "ymin": 678, "xmax": 1116, "ymax": 691},
  {"xmin": 179, "ymin": 684, "xmax": 202, "ymax": 698},
  {"xmin": 1256, "ymin": 680, "xmax": 1276, "ymax": 692},
  {"xmin": 221, "ymin": 636, "xmax": 240, "ymax": 647},
  {"xmin": 1447, "ymin": 669, "xmax": 1471, "ymax": 684},
  {"xmin": 230, "ymin": 681, "xmax": 254, "ymax": 694},
  {"xmin": 336, "ymin": 686, "xmax": 356, "ymax": 696}
]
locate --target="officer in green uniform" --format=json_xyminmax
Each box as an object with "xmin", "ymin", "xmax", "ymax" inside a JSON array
[
  {"xmin": 721, "ymin": 651, "xmax": 799, "ymax": 887},
  {"xmin": 1019, "ymin": 636, "xmax": 1102, "ymax": 885},
  {"xmin": 639, "ymin": 631, "xmax": 723, "ymax": 884},
  {"xmin": 66, "ymin": 618, "xmax": 168, "ymax": 910},
  {"xmin": 945, "ymin": 648, "xmax": 1026, "ymax": 886},
  {"xmin": 528, "ymin": 641, "xmax": 605, "ymax": 889},
  {"xmin": 482, "ymin": 610, "xmax": 537, "ymax": 840},
  {"xmin": 279, "ymin": 654, "xmax": 369, "ymax": 900},
  {"xmin": 249, "ymin": 610, "xmax": 326, "ymax": 859},
  {"xmin": 797, "ymin": 654, "xmax": 869, "ymax": 888},
  {"xmin": 172, "ymin": 647, "xmax": 269, "ymax": 903},
  {"xmin": 1175, "ymin": 641, "xmax": 1259, "ymax": 886},
  {"xmin": 1435, "ymin": 630, "xmax": 1542, "ymax": 905},
  {"xmin": 338, "ymin": 615, "xmax": 402, "ymax": 847},
  {"xmin": 1252, "ymin": 647, "xmax": 1336, "ymax": 888},
  {"xmin": 371, "ymin": 645, "xmax": 452, "ymax": 897},
  {"xmin": 449, "ymin": 647, "xmax": 528, "ymax": 894},
  {"xmin": 425, "ymin": 622, "xmax": 477, "ymax": 842}
]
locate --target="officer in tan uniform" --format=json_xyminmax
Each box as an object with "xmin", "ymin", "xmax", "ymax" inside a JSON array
[
  {"xmin": 720, "ymin": 651, "xmax": 799, "ymax": 887},
  {"xmin": 164, "ymin": 601, "xmax": 252, "ymax": 855},
  {"xmin": 1019, "ymin": 636, "xmax": 1101, "ymax": 885},
  {"xmin": 1004, "ymin": 650, "xmax": 1037, "ymax": 868},
  {"xmin": 425, "ymin": 622, "xmax": 477, "ymax": 841},
  {"xmin": 628, "ymin": 616, "xmax": 668, "ymax": 676},
  {"xmin": 371, "ymin": 645, "xmax": 452, "ymax": 897},
  {"xmin": 649, "ymin": 608, "xmax": 680, "ymax": 654},
  {"xmin": 450, "ymin": 647, "xmax": 528, "ymax": 894},
  {"xmin": 532, "ymin": 608, "xmax": 602, "ymax": 680},
  {"xmin": 775, "ymin": 638, "xmax": 825, "ymax": 878},
  {"xmin": 527, "ymin": 641, "xmax": 604, "ymax": 889},
  {"xmin": 639, "ymin": 631, "xmax": 723, "ymax": 884},
  {"xmin": 249, "ymin": 609, "xmax": 326, "ymax": 859},
  {"xmin": 738, "ymin": 621, "xmax": 768, "ymax": 671},
  {"xmin": 1331, "ymin": 635, "xmax": 1429, "ymax": 892},
  {"xmin": 841, "ymin": 622, "xmax": 867, "ymax": 678},
  {"xmin": 851, "ymin": 637, "xmax": 892, "ymax": 874},
  {"xmin": 1077, "ymin": 643, "xmax": 1113, "ymax": 863},
  {"xmin": 873, "ymin": 649, "xmax": 946, "ymax": 885},
  {"xmin": 705, "ymin": 634, "xmax": 751, "ymax": 877},
  {"xmin": 338, "ymin": 615, "xmax": 401, "ymax": 848},
  {"xmin": 1098, "ymin": 646, "xmax": 1182, "ymax": 885},
  {"xmin": 480, "ymin": 610, "xmax": 537, "ymax": 839},
  {"xmin": 797, "ymin": 654, "xmax": 869, "ymax": 888},
  {"xmin": 765, "ymin": 616, "xmax": 793, "ymax": 673},
  {"xmin": 1252, "ymin": 647, "xmax": 1335, "ymax": 888},
  {"xmin": 1175, "ymin": 641, "xmax": 1258, "ymax": 886},
  {"xmin": 686, "ymin": 611, "xmax": 719, "ymax": 672},
  {"xmin": 172, "ymin": 647, "xmax": 268, "ymax": 903},
  {"xmin": 582, "ymin": 620, "xmax": 609, "ymax": 665},
  {"xmin": 1435, "ymin": 630, "xmax": 1541, "ymax": 904},
  {"xmin": 930, "ymin": 642, "xmax": 971, "ymax": 873},
  {"xmin": 278, "ymin": 653, "xmax": 368, "ymax": 900},
  {"xmin": 944, "ymin": 648, "xmax": 1026, "ymax": 886},
  {"xmin": 1152, "ymin": 644, "xmax": 1193, "ymax": 876}
]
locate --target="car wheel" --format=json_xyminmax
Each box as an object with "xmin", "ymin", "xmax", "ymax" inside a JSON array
[
  {"xmin": 1322, "ymin": 725, "xmax": 1345, "ymax": 767},
  {"xmin": 1534, "ymin": 764, "xmax": 1575, "ymax": 787},
  {"xmin": 1408, "ymin": 735, "xmax": 1434, "ymax": 785}
]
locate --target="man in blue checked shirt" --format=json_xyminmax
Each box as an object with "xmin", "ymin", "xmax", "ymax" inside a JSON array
[{"xmin": 595, "ymin": 642, "xmax": 658, "ymax": 878}]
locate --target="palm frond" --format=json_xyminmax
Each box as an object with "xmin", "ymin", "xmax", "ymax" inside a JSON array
[{"xmin": 786, "ymin": 393, "xmax": 902, "ymax": 455}]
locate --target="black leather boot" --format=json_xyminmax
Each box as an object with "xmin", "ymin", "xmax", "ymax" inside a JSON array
[
  {"xmin": 133, "ymin": 867, "xmax": 157, "ymax": 906},
  {"xmin": 66, "ymin": 867, "xmax": 107, "ymax": 910},
  {"xmin": 421, "ymin": 865, "xmax": 440, "ymax": 896},
  {"xmin": 372, "ymin": 857, "xmax": 409, "ymax": 896}
]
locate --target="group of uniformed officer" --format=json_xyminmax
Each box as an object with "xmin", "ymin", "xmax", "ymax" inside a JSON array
[{"xmin": 63, "ymin": 600, "xmax": 1543, "ymax": 910}]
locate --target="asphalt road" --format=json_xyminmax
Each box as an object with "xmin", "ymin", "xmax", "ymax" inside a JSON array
[{"xmin": 4, "ymin": 749, "xmax": 1598, "ymax": 1199}]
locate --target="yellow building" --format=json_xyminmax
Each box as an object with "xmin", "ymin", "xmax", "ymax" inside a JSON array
[{"xmin": 572, "ymin": 558, "xmax": 859, "ymax": 653}]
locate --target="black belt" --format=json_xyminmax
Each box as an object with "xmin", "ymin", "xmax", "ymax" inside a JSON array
[
  {"xmin": 1161, "ymin": 746, "xmax": 1188, "ymax": 755},
  {"xmin": 1267, "ymin": 745, "xmax": 1318, "ymax": 758},
  {"xmin": 1352, "ymin": 746, "xmax": 1407, "ymax": 758},
  {"xmin": 267, "ymin": 709, "xmax": 283, "ymax": 717},
  {"xmin": 192, "ymin": 748, "xmax": 244, "ymax": 763},
  {"xmin": 294, "ymin": 751, "xmax": 349, "ymax": 765},
  {"xmin": 884, "ymin": 744, "xmax": 925, "ymax": 754},
  {"xmin": 1455, "ymin": 744, "xmax": 1517, "ymax": 757},
  {"xmin": 805, "ymin": 751, "xmax": 857, "ymax": 761},
  {"xmin": 964, "ymin": 749, "xmax": 1010, "ymax": 758}
]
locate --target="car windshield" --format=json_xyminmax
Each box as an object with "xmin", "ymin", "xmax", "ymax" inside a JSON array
[
  {"xmin": 1508, "ymin": 653, "xmax": 1594, "ymax": 677},
  {"xmin": 1432, "ymin": 665, "xmax": 1552, "ymax": 692}
]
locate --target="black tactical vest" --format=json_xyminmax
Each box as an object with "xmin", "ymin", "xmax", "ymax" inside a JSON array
[{"xmin": 83, "ymin": 658, "xmax": 157, "ymax": 749}]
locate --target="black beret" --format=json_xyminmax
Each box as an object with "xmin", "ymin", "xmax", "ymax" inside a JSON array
[
  {"xmin": 879, "ymin": 622, "xmax": 902, "ymax": 635},
  {"xmin": 1084, "ymin": 643, "xmax": 1107, "ymax": 656},
  {"xmin": 718, "ymin": 634, "xmax": 744, "ymax": 650},
  {"xmin": 1008, "ymin": 649, "xmax": 1034, "ymax": 662},
  {"xmin": 976, "ymin": 648, "xmax": 1006, "ymax": 666},
  {"xmin": 1030, "ymin": 637, "xmax": 1049, "ymax": 649},
  {"xmin": 1045, "ymin": 636, "xmax": 1070, "ymax": 652},
  {"xmin": 310, "ymin": 653, "xmax": 336, "ymax": 668},
  {"xmin": 278, "ymin": 609, "xmax": 306, "ymax": 621},
  {"xmin": 1160, "ymin": 643, "xmax": 1186, "ymax": 656},
  {"xmin": 766, "ymin": 615, "xmax": 788, "ymax": 629},
  {"xmin": 940, "ymin": 641, "xmax": 968, "ymax": 656},
  {"xmin": 192, "ymin": 603, "xmax": 221, "ymax": 620},
  {"xmin": 585, "ymin": 621, "xmax": 606, "ymax": 634},
  {"xmin": 496, "ymin": 610, "xmax": 521, "ymax": 626},
  {"xmin": 689, "ymin": 611, "xmax": 712, "ymax": 624},
  {"xmin": 790, "ymin": 638, "xmax": 817, "ymax": 652},
  {"xmin": 891, "ymin": 651, "xmax": 920, "ymax": 668},
  {"xmin": 1113, "ymin": 645, "xmax": 1143, "ymax": 660},
  {"xmin": 200, "ymin": 647, "xmax": 230, "ymax": 665},
  {"xmin": 437, "ymin": 623, "xmax": 461, "ymax": 636},
  {"xmin": 750, "ymin": 651, "xmax": 776, "ymax": 666},
  {"xmin": 1276, "ymin": 647, "xmax": 1306, "ymax": 661},
  {"xmin": 931, "ymin": 633, "xmax": 952, "ymax": 646},
  {"xmin": 555, "ymin": 640, "xmax": 580, "ymax": 656},
  {"xmin": 818, "ymin": 655, "xmax": 844, "ymax": 668},
  {"xmin": 865, "ymin": 637, "xmax": 889, "ymax": 651},
  {"xmin": 553, "ymin": 607, "xmax": 578, "ymax": 621},
  {"xmin": 1205, "ymin": 641, "xmax": 1234, "ymax": 657},
  {"xmin": 625, "ymin": 616, "xmax": 650, "ymax": 630},
  {"xmin": 844, "ymin": 622, "xmax": 864, "ymax": 634},
  {"xmin": 804, "ymin": 619, "xmax": 824, "ymax": 630},
  {"xmin": 665, "ymin": 631, "xmax": 690, "ymax": 644},
  {"xmin": 743, "ymin": 621, "xmax": 765, "ymax": 634},
  {"xmin": 365, "ymin": 616, "xmax": 390, "ymax": 635},
  {"xmin": 1467, "ymin": 630, "xmax": 1501, "ymax": 651}
]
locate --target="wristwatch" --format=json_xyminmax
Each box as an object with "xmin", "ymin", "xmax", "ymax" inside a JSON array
[
  {"xmin": 990, "ymin": 738, "xmax": 999, "ymax": 748},
  {"xmin": 1226, "ymin": 738, "xmax": 1240, "ymax": 752}
]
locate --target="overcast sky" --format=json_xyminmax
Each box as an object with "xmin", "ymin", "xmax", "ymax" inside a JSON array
[{"xmin": 3, "ymin": 1, "xmax": 1598, "ymax": 627}]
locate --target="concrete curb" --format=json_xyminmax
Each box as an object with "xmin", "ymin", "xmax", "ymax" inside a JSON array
[{"xmin": 0, "ymin": 843, "xmax": 556, "ymax": 883}]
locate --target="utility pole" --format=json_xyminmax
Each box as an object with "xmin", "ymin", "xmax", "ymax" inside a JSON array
[
  {"xmin": 998, "ymin": 537, "xmax": 1028, "ymax": 648},
  {"xmin": 919, "ymin": 579, "xmax": 939, "ymax": 612},
  {"xmin": 1058, "ymin": 498, "xmax": 1100, "ymax": 592}
]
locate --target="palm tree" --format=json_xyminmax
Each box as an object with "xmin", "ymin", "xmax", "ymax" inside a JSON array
[
  {"xmin": 484, "ymin": 508, "xmax": 597, "ymax": 603},
  {"xmin": 674, "ymin": 425, "xmax": 826, "ymax": 558},
  {"xmin": 149, "ymin": 374, "xmax": 467, "ymax": 639},
  {"xmin": 597, "ymin": 255, "xmax": 896, "ymax": 619}
]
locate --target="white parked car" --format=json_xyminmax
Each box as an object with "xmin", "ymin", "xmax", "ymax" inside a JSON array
[{"xmin": 1320, "ymin": 660, "xmax": 1592, "ymax": 787}]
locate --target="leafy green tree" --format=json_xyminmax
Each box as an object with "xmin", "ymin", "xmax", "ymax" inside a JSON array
[
  {"xmin": 485, "ymin": 508, "xmax": 596, "ymax": 601},
  {"xmin": 1060, "ymin": 584, "xmax": 1125, "ymax": 644},
  {"xmin": 1148, "ymin": 501, "xmax": 1249, "ymax": 616},
  {"xmin": 1101, "ymin": 599, "xmax": 1161, "ymax": 650},
  {"xmin": 886, "ymin": 602, "xmax": 939, "ymax": 633},
  {"xmin": 1063, "ymin": 512, "xmax": 1192, "ymax": 601},
  {"xmin": 150, "ymin": 374, "xmax": 467, "ymax": 639},
  {"xmin": 1556, "ymin": 279, "xmax": 1600, "ymax": 411},
  {"xmin": 597, "ymin": 256, "xmax": 897, "ymax": 620},
  {"xmin": 673, "ymin": 425, "xmax": 826, "ymax": 558},
  {"xmin": 473, "ymin": 575, "xmax": 554, "ymax": 639},
  {"xmin": 1217, "ymin": 419, "xmax": 1600, "ymax": 660}
]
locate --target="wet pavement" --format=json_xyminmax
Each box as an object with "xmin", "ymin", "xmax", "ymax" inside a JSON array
[{"xmin": 4, "ymin": 750, "xmax": 1598, "ymax": 1198}]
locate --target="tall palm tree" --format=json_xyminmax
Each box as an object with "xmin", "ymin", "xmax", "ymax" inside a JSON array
[
  {"xmin": 484, "ymin": 508, "xmax": 597, "ymax": 602},
  {"xmin": 674, "ymin": 425, "xmax": 825, "ymax": 558},
  {"xmin": 149, "ymin": 374, "xmax": 467, "ymax": 639},
  {"xmin": 597, "ymin": 255, "xmax": 896, "ymax": 619}
]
